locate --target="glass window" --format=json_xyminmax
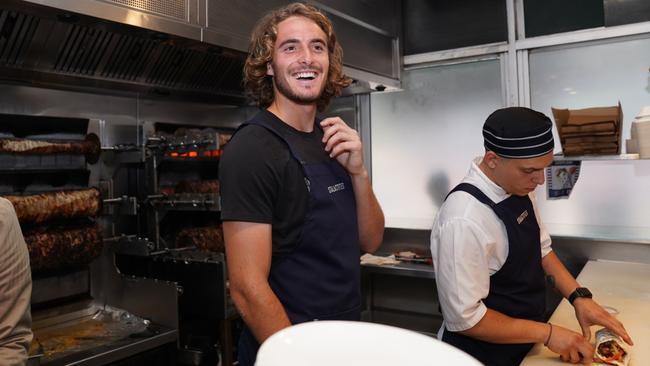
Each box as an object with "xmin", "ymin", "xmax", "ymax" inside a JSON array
[
  {"xmin": 524, "ymin": 0, "xmax": 604, "ymax": 37},
  {"xmin": 529, "ymin": 35, "xmax": 650, "ymax": 229},
  {"xmin": 604, "ymin": 0, "xmax": 650, "ymax": 27},
  {"xmin": 370, "ymin": 59, "xmax": 503, "ymax": 229},
  {"xmin": 403, "ymin": 0, "xmax": 507, "ymax": 55}
]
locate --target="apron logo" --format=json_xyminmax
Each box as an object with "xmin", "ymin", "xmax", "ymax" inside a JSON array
[
  {"xmin": 517, "ymin": 210, "xmax": 529, "ymax": 224},
  {"xmin": 327, "ymin": 182, "xmax": 345, "ymax": 194}
]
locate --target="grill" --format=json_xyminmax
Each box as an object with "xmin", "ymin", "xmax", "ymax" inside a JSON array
[
  {"xmin": 0, "ymin": 2, "xmax": 249, "ymax": 363},
  {"xmin": 0, "ymin": 112, "xmax": 178, "ymax": 365},
  {"xmin": 108, "ymin": 121, "xmax": 236, "ymax": 365}
]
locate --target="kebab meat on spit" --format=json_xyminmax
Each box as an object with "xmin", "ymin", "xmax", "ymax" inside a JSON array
[
  {"xmin": 0, "ymin": 133, "xmax": 101, "ymax": 163},
  {"xmin": 4, "ymin": 188, "xmax": 101, "ymax": 224},
  {"xmin": 176, "ymin": 224, "xmax": 224, "ymax": 253},
  {"xmin": 175, "ymin": 179, "xmax": 220, "ymax": 194},
  {"xmin": 24, "ymin": 222, "xmax": 103, "ymax": 272},
  {"xmin": 159, "ymin": 179, "xmax": 220, "ymax": 196}
]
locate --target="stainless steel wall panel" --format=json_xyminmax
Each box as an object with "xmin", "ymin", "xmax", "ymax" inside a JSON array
[
  {"xmin": 0, "ymin": 84, "xmax": 252, "ymax": 129},
  {"xmin": 99, "ymin": 0, "xmax": 188, "ymax": 22},
  {"xmin": 204, "ymin": 0, "xmax": 285, "ymax": 52},
  {"xmin": 328, "ymin": 12, "xmax": 398, "ymax": 79},
  {"xmin": 315, "ymin": 0, "xmax": 400, "ymax": 36}
]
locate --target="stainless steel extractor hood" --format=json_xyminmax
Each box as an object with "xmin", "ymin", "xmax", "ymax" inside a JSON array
[
  {"xmin": 1, "ymin": 0, "xmax": 401, "ymax": 102},
  {"xmin": 0, "ymin": 0, "xmax": 247, "ymax": 103}
]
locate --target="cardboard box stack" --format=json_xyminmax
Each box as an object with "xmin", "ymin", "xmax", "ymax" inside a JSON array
[{"xmin": 551, "ymin": 102, "xmax": 623, "ymax": 156}]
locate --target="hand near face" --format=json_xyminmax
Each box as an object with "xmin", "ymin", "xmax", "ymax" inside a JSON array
[
  {"xmin": 321, "ymin": 117, "xmax": 365, "ymax": 175},
  {"xmin": 573, "ymin": 298, "xmax": 633, "ymax": 345}
]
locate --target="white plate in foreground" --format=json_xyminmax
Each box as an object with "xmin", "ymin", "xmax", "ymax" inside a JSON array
[{"xmin": 255, "ymin": 320, "xmax": 483, "ymax": 366}]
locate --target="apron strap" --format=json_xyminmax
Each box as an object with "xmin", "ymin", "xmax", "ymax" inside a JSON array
[
  {"xmin": 235, "ymin": 116, "xmax": 323, "ymax": 166},
  {"xmin": 445, "ymin": 183, "xmax": 496, "ymax": 208}
]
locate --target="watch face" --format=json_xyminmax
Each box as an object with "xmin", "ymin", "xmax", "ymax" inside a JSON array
[
  {"xmin": 570, "ymin": 287, "xmax": 592, "ymax": 304},
  {"xmin": 577, "ymin": 287, "xmax": 592, "ymax": 298}
]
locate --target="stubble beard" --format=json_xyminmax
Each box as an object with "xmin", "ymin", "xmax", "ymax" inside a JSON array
[{"xmin": 272, "ymin": 66, "xmax": 326, "ymax": 105}]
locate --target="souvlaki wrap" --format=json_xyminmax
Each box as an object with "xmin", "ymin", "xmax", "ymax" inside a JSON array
[{"xmin": 593, "ymin": 328, "xmax": 631, "ymax": 366}]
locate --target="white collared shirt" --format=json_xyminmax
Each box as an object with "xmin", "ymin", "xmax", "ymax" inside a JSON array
[{"xmin": 430, "ymin": 157, "xmax": 552, "ymax": 336}]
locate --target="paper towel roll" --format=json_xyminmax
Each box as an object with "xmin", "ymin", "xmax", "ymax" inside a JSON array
[{"xmin": 636, "ymin": 121, "xmax": 650, "ymax": 158}]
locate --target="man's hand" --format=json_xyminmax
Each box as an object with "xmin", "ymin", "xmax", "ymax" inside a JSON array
[
  {"xmin": 321, "ymin": 117, "xmax": 365, "ymax": 175},
  {"xmin": 546, "ymin": 324, "xmax": 594, "ymax": 364},
  {"xmin": 573, "ymin": 298, "xmax": 633, "ymax": 345}
]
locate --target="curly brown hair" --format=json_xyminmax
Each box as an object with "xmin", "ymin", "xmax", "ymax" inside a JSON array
[{"xmin": 243, "ymin": 2, "xmax": 352, "ymax": 112}]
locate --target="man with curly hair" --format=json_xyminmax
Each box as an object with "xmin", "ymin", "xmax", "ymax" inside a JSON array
[{"xmin": 219, "ymin": 3, "xmax": 384, "ymax": 365}]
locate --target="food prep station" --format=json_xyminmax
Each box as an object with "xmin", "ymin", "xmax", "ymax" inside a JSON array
[{"xmin": 521, "ymin": 260, "xmax": 650, "ymax": 366}]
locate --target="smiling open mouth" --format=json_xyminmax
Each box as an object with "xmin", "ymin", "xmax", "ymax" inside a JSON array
[{"xmin": 294, "ymin": 71, "xmax": 317, "ymax": 80}]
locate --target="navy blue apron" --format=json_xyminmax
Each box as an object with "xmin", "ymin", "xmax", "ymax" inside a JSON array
[
  {"xmin": 235, "ymin": 116, "xmax": 361, "ymax": 366},
  {"xmin": 441, "ymin": 183, "xmax": 546, "ymax": 366}
]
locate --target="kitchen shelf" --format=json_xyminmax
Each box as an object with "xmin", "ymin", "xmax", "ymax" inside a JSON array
[
  {"xmin": 553, "ymin": 153, "xmax": 640, "ymax": 161},
  {"xmin": 362, "ymin": 261, "xmax": 435, "ymax": 280}
]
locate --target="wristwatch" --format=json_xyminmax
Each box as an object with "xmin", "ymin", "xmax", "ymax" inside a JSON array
[{"xmin": 568, "ymin": 287, "xmax": 592, "ymax": 304}]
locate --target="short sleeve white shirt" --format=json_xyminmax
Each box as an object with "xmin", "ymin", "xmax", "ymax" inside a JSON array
[{"xmin": 430, "ymin": 157, "xmax": 552, "ymax": 337}]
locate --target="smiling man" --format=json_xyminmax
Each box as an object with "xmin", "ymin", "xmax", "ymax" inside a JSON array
[
  {"xmin": 219, "ymin": 3, "xmax": 384, "ymax": 365},
  {"xmin": 430, "ymin": 107, "xmax": 632, "ymax": 365}
]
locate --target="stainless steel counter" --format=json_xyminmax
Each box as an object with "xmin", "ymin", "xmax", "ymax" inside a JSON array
[
  {"xmin": 361, "ymin": 252, "xmax": 440, "ymax": 336},
  {"xmin": 362, "ymin": 261, "xmax": 435, "ymax": 279}
]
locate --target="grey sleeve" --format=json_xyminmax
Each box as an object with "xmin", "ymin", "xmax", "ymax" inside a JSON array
[{"xmin": 0, "ymin": 198, "xmax": 33, "ymax": 366}]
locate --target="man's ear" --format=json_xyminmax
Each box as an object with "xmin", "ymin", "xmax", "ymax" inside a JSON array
[
  {"xmin": 484, "ymin": 151, "xmax": 500, "ymax": 169},
  {"xmin": 266, "ymin": 62, "xmax": 274, "ymax": 76}
]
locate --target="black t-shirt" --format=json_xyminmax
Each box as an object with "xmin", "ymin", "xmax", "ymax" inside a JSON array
[{"xmin": 219, "ymin": 110, "xmax": 331, "ymax": 255}]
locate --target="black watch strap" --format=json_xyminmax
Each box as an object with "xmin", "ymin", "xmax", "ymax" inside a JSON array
[{"xmin": 568, "ymin": 287, "xmax": 592, "ymax": 304}]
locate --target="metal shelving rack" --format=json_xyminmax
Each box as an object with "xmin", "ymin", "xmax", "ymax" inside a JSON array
[{"xmin": 553, "ymin": 153, "xmax": 640, "ymax": 161}]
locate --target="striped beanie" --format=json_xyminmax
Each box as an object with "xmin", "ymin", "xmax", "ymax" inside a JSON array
[{"xmin": 483, "ymin": 107, "xmax": 554, "ymax": 159}]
